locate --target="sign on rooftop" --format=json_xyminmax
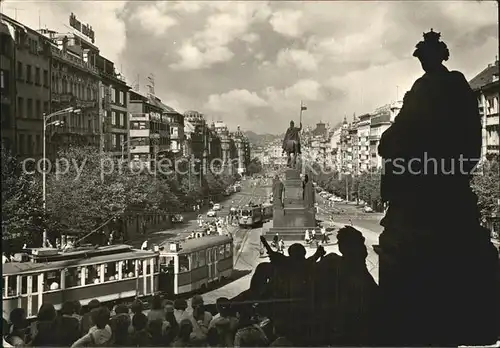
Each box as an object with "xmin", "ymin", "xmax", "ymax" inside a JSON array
[{"xmin": 69, "ymin": 13, "xmax": 95, "ymax": 44}]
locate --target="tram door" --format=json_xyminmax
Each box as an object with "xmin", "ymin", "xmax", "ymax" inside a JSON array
[
  {"xmin": 158, "ymin": 256, "xmax": 175, "ymax": 295},
  {"xmin": 207, "ymin": 248, "xmax": 218, "ymax": 282}
]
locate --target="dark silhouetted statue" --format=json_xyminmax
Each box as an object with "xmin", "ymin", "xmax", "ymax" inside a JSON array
[
  {"xmin": 272, "ymin": 175, "xmax": 284, "ymax": 208},
  {"xmin": 282, "ymin": 120, "xmax": 302, "ymax": 168},
  {"xmin": 377, "ymin": 29, "xmax": 499, "ymax": 346},
  {"xmin": 302, "ymin": 174, "xmax": 315, "ymax": 209}
]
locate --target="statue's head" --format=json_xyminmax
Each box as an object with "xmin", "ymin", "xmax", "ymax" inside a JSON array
[
  {"xmin": 288, "ymin": 243, "xmax": 306, "ymax": 260},
  {"xmin": 290, "ymin": 120, "xmax": 294, "ymax": 128},
  {"xmin": 413, "ymin": 29, "xmax": 449, "ymax": 73}
]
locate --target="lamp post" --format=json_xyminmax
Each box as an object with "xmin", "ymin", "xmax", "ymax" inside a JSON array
[{"xmin": 42, "ymin": 107, "xmax": 81, "ymax": 247}]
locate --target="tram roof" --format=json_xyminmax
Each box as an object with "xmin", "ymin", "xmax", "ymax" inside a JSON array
[
  {"xmin": 2, "ymin": 249, "xmax": 157, "ymax": 276},
  {"xmin": 167, "ymin": 235, "xmax": 233, "ymax": 255}
]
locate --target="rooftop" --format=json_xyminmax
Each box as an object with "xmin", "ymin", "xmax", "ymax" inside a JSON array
[{"xmin": 469, "ymin": 59, "xmax": 499, "ymax": 91}]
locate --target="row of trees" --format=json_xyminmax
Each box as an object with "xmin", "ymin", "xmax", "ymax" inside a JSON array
[
  {"xmin": 247, "ymin": 157, "xmax": 263, "ymax": 176},
  {"xmin": 310, "ymin": 159, "xmax": 500, "ymax": 218},
  {"xmin": 2, "ymin": 146, "xmax": 238, "ymax": 249}
]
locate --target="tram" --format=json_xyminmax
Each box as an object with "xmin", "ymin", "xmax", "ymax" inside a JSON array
[
  {"xmin": 2, "ymin": 245, "xmax": 158, "ymax": 319},
  {"xmin": 238, "ymin": 204, "xmax": 264, "ymax": 228},
  {"xmin": 262, "ymin": 203, "xmax": 273, "ymax": 223},
  {"xmin": 158, "ymin": 235, "xmax": 233, "ymax": 295}
]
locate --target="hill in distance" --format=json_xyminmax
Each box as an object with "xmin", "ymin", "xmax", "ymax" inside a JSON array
[{"xmin": 244, "ymin": 131, "xmax": 282, "ymax": 146}]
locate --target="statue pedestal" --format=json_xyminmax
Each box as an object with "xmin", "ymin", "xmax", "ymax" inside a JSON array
[{"xmin": 267, "ymin": 168, "xmax": 316, "ymax": 241}]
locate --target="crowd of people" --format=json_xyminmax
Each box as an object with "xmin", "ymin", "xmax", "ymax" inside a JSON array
[{"xmin": 2, "ymin": 291, "xmax": 286, "ymax": 347}]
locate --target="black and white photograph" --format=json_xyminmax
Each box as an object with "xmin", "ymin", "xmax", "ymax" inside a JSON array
[{"xmin": 1, "ymin": 0, "xmax": 499, "ymax": 346}]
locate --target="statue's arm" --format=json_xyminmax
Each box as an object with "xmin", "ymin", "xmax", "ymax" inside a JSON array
[{"xmin": 298, "ymin": 123, "xmax": 302, "ymax": 131}]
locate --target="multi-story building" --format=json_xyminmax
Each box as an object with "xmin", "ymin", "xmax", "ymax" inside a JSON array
[
  {"xmin": 1, "ymin": 15, "xmax": 51, "ymax": 159},
  {"xmin": 128, "ymin": 90, "xmax": 170, "ymax": 168},
  {"xmin": 38, "ymin": 29, "xmax": 101, "ymax": 154},
  {"xmin": 369, "ymin": 104, "xmax": 392, "ymax": 169},
  {"xmin": 163, "ymin": 107, "xmax": 184, "ymax": 158},
  {"xmin": 231, "ymin": 126, "xmax": 250, "ymax": 175},
  {"xmin": 212, "ymin": 121, "xmax": 232, "ymax": 167},
  {"xmin": 96, "ymin": 55, "xmax": 130, "ymax": 157},
  {"xmin": 470, "ymin": 59, "xmax": 499, "ymax": 161},
  {"xmin": 349, "ymin": 115, "xmax": 359, "ymax": 175},
  {"xmin": 329, "ymin": 127, "xmax": 342, "ymax": 169},
  {"xmin": 357, "ymin": 113, "xmax": 371, "ymax": 173},
  {"xmin": 183, "ymin": 110, "xmax": 208, "ymax": 162}
]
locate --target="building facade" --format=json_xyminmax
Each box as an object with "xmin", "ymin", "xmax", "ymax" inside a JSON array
[
  {"xmin": 357, "ymin": 113, "xmax": 371, "ymax": 173},
  {"xmin": 1, "ymin": 15, "xmax": 51, "ymax": 159},
  {"xmin": 163, "ymin": 107, "xmax": 184, "ymax": 158},
  {"xmin": 369, "ymin": 104, "xmax": 392, "ymax": 169},
  {"xmin": 128, "ymin": 90, "xmax": 170, "ymax": 169},
  {"xmin": 470, "ymin": 59, "xmax": 499, "ymax": 161},
  {"xmin": 96, "ymin": 55, "xmax": 130, "ymax": 157}
]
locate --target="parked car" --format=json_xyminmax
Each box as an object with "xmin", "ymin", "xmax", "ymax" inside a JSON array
[
  {"xmin": 207, "ymin": 210, "xmax": 217, "ymax": 217},
  {"xmin": 213, "ymin": 203, "xmax": 221, "ymax": 211},
  {"xmin": 171, "ymin": 214, "xmax": 184, "ymax": 223},
  {"xmin": 363, "ymin": 206, "xmax": 374, "ymax": 213}
]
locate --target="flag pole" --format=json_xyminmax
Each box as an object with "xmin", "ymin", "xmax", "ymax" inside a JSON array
[{"xmin": 299, "ymin": 100, "xmax": 303, "ymax": 125}]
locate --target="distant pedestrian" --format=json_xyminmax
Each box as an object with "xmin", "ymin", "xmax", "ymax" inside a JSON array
[{"xmin": 305, "ymin": 229, "xmax": 310, "ymax": 244}]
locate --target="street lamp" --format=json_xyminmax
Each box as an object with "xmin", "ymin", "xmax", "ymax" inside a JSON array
[{"xmin": 42, "ymin": 107, "xmax": 81, "ymax": 247}]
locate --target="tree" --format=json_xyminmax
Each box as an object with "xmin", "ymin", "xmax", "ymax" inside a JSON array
[
  {"xmin": 357, "ymin": 171, "xmax": 382, "ymax": 210},
  {"xmin": 2, "ymin": 148, "xmax": 45, "ymax": 249},
  {"xmin": 247, "ymin": 158, "xmax": 263, "ymax": 176},
  {"xmin": 472, "ymin": 159, "xmax": 500, "ymax": 222}
]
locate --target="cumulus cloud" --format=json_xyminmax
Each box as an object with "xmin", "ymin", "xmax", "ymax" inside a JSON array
[
  {"xmin": 270, "ymin": 10, "xmax": 304, "ymax": 38},
  {"xmin": 276, "ymin": 49, "xmax": 320, "ymax": 71},
  {"xmin": 130, "ymin": 2, "xmax": 178, "ymax": 36},
  {"xmin": 8, "ymin": 1, "xmax": 498, "ymax": 133}
]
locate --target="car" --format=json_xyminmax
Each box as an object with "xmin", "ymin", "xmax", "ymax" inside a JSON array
[
  {"xmin": 213, "ymin": 203, "xmax": 221, "ymax": 211},
  {"xmin": 207, "ymin": 210, "xmax": 217, "ymax": 217},
  {"xmin": 363, "ymin": 206, "xmax": 373, "ymax": 213},
  {"xmin": 171, "ymin": 214, "xmax": 184, "ymax": 223}
]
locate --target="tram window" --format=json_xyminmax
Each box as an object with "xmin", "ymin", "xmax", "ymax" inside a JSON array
[
  {"xmin": 104, "ymin": 262, "xmax": 118, "ymax": 281},
  {"xmin": 207, "ymin": 249, "xmax": 212, "ymax": 263},
  {"xmin": 192, "ymin": 253, "xmax": 199, "ymax": 269},
  {"xmin": 44, "ymin": 271, "xmax": 61, "ymax": 291},
  {"xmin": 219, "ymin": 246, "xmax": 225, "ymax": 260},
  {"xmin": 21, "ymin": 276, "xmax": 27, "ymax": 295},
  {"xmin": 123, "ymin": 260, "xmax": 135, "ymax": 278},
  {"xmin": 179, "ymin": 255, "xmax": 190, "ymax": 273},
  {"xmin": 198, "ymin": 251, "xmax": 206, "ymax": 267},
  {"xmin": 7, "ymin": 276, "xmax": 17, "ymax": 296},
  {"xmin": 85, "ymin": 265, "xmax": 100, "ymax": 284},
  {"xmin": 32, "ymin": 274, "xmax": 38, "ymax": 293},
  {"xmin": 65, "ymin": 267, "xmax": 80, "ymax": 288},
  {"xmin": 153, "ymin": 258, "xmax": 159, "ymax": 273},
  {"xmin": 137, "ymin": 260, "xmax": 143, "ymax": 276},
  {"xmin": 144, "ymin": 260, "xmax": 151, "ymax": 275},
  {"xmin": 225, "ymin": 243, "xmax": 231, "ymax": 258}
]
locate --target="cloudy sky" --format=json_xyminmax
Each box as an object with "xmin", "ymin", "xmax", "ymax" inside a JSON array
[{"xmin": 2, "ymin": 1, "xmax": 498, "ymax": 133}]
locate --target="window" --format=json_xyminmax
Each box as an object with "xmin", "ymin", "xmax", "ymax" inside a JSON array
[
  {"xmin": 179, "ymin": 255, "xmax": 190, "ymax": 272},
  {"xmin": 111, "ymin": 134, "xmax": 117, "ymax": 149},
  {"xmin": 111, "ymin": 87, "xmax": 116, "ymax": 103},
  {"xmin": 122, "ymin": 260, "xmax": 135, "ymax": 278},
  {"xmin": 225, "ymin": 243, "xmax": 231, "ymax": 258},
  {"xmin": 32, "ymin": 274, "xmax": 38, "ymax": 293},
  {"xmin": 198, "ymin": 250, "xmax": 206, "ymax": 267},
  {"xmin": 43, "ymin": 101, "xmax": 49, "ymax": 114},
  {"xmin": 7, "ymin": 276, "xmax": 17, "ymax": 296},
  {"xmin": 26, "ymin": 65, "xmax": 32, "ymax": 83},
  {"xmin": 27, "ymin": 135, "xmax": 33, "ymax": 155},
  {"xmin": 43, "ymin": 70, "xmax": 48, "ymax": 87},
  {"xmin": 17, "ymin": 97, "xmax": 24, "ymax": 118},
  {"xmin": 119, "ymin": 91, "xmax": 124, "ymax": 105},
  {"xmin": 111, "ymin": 111, "xmax": 116, "ymax": 125},
  {"xmin": 100, "ymin": 85, "xmax": 105, "ymax": 100},
  {"xmin": 21, "ymin": 276, "xmax": 28, "ymax": 295},
  {"xmin": 104, "ymin": 262, "xmax": 118, "ymax": 281},
  {"xmin": 85, "ymin": 265, "xmax": 100, "ymax": 284},
  {"xmin": 219, "ymin": 245, "xmax": 225, "ymax": 260},
  {"xmin": 122, "ymin": 113, "xmax": 127, "ymax": 127},
  {"xmin": 35, "ymin": 100, "xmax": 41, "ymax": 119},
  {"xmin": 192, "ymin": 253, "xmax": 199, "ymax": 269},
  {"xmin": 17, "ymin": 61, "xmax": 22, "ymax": 79},
  {"xmin": 35, "ymin": 67, "xmax": 41, "ymax": 85},
  {"xmin": 44, "ymin": 270, "xmax": 61, "ymax": 291},
  {"xmin": 0, "ymin": 70, "xmax": 4, "ymax": 89},
  {"xmin": 19, "ymin": 134, "xmax": 25, "ymax": 154},
  {"xmin": 65, "ymin": 267, "xmax": 81, "ymax": 288},
  {"xmin": 27, "ymin": 99, "xmax": 33, "ymax": 118}
]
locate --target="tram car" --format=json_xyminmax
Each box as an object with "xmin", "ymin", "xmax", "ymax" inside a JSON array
[
  {"xmin": 3, "ymin": 244, "xmax": 158, "ymax": 319},
  {"xmin": 158, "ymin": 235, "xmax": 233, "ymax": 295},
  {"xmin": 262, "ymin": 203, "xmax": 273, "ymax": 223},
  {"xmin": 238, "ymin": 204, "xmax": 264, "ymax": 228}
]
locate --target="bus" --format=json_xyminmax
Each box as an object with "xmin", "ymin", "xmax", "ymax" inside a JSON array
[
  {"xmin": 3, "ymin": 245, "xmax": 158, "ymax": 319},
  {"xmin": 238, "ymin": 204, "xmax": 264, "ymax": 228},
  {"xmin": 158, "ymin": 235, "xmax": 233, "ymax": 295}
]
